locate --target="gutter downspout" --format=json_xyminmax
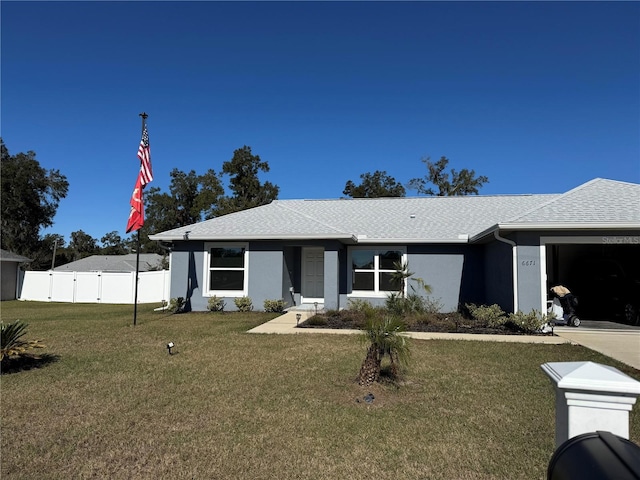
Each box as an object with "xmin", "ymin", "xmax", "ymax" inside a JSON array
[{"xmin": 494, "ymin": 230, "xmax": 518, "ymax": 313}]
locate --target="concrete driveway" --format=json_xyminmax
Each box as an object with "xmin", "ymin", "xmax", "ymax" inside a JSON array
[{"xmin": 553, "ymin": 322, "xmax": 640, "ymax": 370}]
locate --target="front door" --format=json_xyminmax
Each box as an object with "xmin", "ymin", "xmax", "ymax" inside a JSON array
[{"xmin": 302, "ymin": 248, "xmax": 324, "ymax": 302}]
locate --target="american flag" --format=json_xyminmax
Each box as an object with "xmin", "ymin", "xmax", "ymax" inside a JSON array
[{"xmin": 138, "ymin": 124, "xmax": 153, "ymax": 186}]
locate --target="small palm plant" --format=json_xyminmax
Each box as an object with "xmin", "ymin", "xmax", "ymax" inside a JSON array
[
  {"xmin": 358, "ymin": 316, "xmax": 410, "ymax": 386},
  {"xmin": 390, "ymin": 261, "xmax": 414, "ymax": 298},
  {"xmin": 1, "ymin": 320, "xmax": 45, "ymax": 362},
  {"xmin": 390, "ymin": 261, "xmax": 433, "ymax": 298}
]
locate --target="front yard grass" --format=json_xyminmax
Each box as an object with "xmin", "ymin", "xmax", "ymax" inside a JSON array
[{"xmin": 1, "ymin": 301, "xmax": 639, "ymax": 479}]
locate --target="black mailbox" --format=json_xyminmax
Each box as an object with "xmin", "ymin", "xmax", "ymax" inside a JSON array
[{"xmin": 548, "ymin": 431, "xmax": 640, "ymax": 480}]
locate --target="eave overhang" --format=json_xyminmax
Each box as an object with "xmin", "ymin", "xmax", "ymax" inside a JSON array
[
  {"xmin": 149, "ymin": 233, "xmax": 472, "ymax": 245},
  {"xmin": 149, "ymin": 233, "xmax": 361, "ymax": 244},
  {"xmin": 354, "ymin": 236, "xmax": 470, "ymax": 244},
  {"xmin": 470, "ymin": 222, "xmax": 640, "ymax": 243}
]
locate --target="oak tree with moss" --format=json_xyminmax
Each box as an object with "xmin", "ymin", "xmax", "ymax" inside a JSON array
[{"xmin": 408, "ymin": 156, "xmax": 488, "ymax": 196}]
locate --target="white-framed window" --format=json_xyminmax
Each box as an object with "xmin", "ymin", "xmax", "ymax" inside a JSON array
[
  {"xmin": 204, "ymin": 243, "xmax": 248, "ymax": 296},
  {"xmin": 349, "ymin": 247, "xmax": 406, "ymax": 296}
]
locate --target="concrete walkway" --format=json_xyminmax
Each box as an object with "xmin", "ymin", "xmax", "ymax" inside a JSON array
[
  {"xmin": 248, "ymin": 311, "xmax": 640, "ymax": 370},
  {"xmin": 248, "ymin": 311, "xmax": 567, "ymax": 343}
]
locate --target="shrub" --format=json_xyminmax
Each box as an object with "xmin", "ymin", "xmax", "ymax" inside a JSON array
[
  {"xmin": 207, "ymin": 296, "xmax": 226, "ymax": 312},
  {"xmin": 305, "ymin": 315, "xmax": 328, "ymax": 326},
  {"xmin": 347, "ymin": 299, "xmax": 373, "ymax": 312},
  {"xmin": 343, "ymin": 311, "xmax": 368, "ymax": 328},
  {"xmin": 386, "ymin": 292, "xmax": 441, "ymax": 316},
  {"xmin": 386, "ymin": 292, "xmax": 410, "ymax": 316},
  {"xmin": 347, "ymin": 299, "xmax": 380, "ymax": 321},
  {"xmin": 411, "ymin": 313, "xmax": 433, "ymax": 326},
  {"xmin": 422, "ymin": 296, "xmax": 444, "ymax": 314},
  {"xmin": 507, "ymin": 309, "xmax": 549, "ymax": 334},
  {"xmin": 168, "ymin": 297, "xmax": 185, "ymax": 314},
  {"xmin": 466, "ymin": 303, "xmax": 507, "ymax": 327},
  {"xmin": 325, "ymin": 309, "xmax": 368, "ymax": 328},
  {"xmin": 1, "ymin": 320, "xmax": 45, "ymax": 361},
  {"xmin": 263, "ymin": 299, "xmax": 285, "ymax": 313},
  {"xmin": 234, "ymin": 296, "xmax": 253, "ymax": 312}
]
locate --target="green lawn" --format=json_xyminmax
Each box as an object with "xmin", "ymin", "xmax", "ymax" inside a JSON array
[{"xmin": 2, "ymin": 301, "xmax": 639, "ymax": 479}]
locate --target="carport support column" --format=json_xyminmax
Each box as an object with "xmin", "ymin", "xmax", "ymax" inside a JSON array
[
  {"xmin": 323, "ymin": 249, "xmax": 339, "ymax": 310},
  {"xmin": 494, "ymin": 231, "xmax": 518, "ymax": 312},
  {"xmin": 541, "ymin": 361, "xmax": 640, "ymax": 448}
]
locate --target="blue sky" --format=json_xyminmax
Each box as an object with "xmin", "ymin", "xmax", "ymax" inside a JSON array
[{"xmin": 3, "ymin": 1, "xmax": 639, "ymax": 245}]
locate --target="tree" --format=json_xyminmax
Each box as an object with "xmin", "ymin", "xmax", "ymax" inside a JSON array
[
  {"xmin": 100, "ymin": 231, "xmax": 128, "ymax": 255},
  {"xmin": 343, "ymin": 170, "xmax": 406, "ymax": 198},
  {"xmin": 69, "ymin": 230, "xmax": 98, "ymax": 260},
  {"xmin": 143, "ymin": 168, "xmax": 224, "ymax": 251},
  {"xmin": 0, "ymin": 139, "xmax": 69, "ymax": 256},
  {"xmin": 36, "ymin": 233, "xmax": 68, "ymax": 270},
  {"xmin": 408, "ymin": 156, "xmax": 488, "ymax": 196},
  {"xmin": 143, "ymin": 146, "xmax": 276, "ymax": 250},
  {"xmin": 214, "ymin": 146, "xmax": 279, "ymax": 217},
  {"xmin": 358, "ymin": 316, "xmax": 410, "ymax": 386}
]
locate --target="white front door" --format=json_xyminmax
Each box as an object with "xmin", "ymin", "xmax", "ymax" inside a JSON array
[{"xmin": 302, "ymin": 248, "xmax": 324, "ymax": 302}]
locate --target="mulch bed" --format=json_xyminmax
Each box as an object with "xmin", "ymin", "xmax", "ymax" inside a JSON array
[{"xmin": 297, "ymin": 310, "xmax": 546, "ymax": 336}]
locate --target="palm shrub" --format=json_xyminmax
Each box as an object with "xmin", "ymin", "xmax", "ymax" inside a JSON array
[
  {"xmin": 386, "ymin": 262, "xmax": 434, "ymax": 315},
  {"xmin": 390, "ymin": 261, "xmax": 414, "ymax": 298},
  {"xmin": 1, "ymin": 320, "xmax": 45, "ymax": 361},
  {"xmin": 386, "ymin": 292, "xmax": 416, "ymax": 316},
  {"xmin": 358, "ymin": 316, "xmax": 410, "ymax": 386},
  {"xmin": 385, "ymin": 292, "xmax": 406, "ymax": 315},
  {"xmin": 390, "ymin": 261, "xmax": 434, "ymax": 298}
]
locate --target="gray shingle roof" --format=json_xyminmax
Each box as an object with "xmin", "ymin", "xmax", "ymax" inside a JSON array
[
  {"xmin": 149, "ymin": 178, "xmax": 640, "ymax": 243},
  {"xmin": 53, "ymin": 254, "xmax": 164, "ymax": 272},
  {"xmin": 506, "ymin": 178, "xmax": 640, "ymax": 224},
  {"xmin": 0, "ymin": 249, "xmax": 31, "ymax": 263}
]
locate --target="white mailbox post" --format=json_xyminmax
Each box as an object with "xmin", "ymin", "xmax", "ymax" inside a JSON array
[{"xmin": 541, "ymin": 361, "xmax": 640, "ymax": 448}]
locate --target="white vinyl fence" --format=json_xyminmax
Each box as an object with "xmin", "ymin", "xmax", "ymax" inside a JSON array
[{"xmin": 19, "ymin": 270, "xmax": 170, "ymax": 304}]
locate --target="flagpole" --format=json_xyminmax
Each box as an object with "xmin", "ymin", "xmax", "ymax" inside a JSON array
[{"xmin": 133, "ymin": 112, "xmax": 148, "ymax": 326}]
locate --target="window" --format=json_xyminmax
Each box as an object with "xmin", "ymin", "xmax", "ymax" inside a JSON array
[
  {"xmin": 205, "ymin": 244, "xmax": 248, "ymax": 296},
  {"xmin": 351, "ymin": 248, "xmax": 404, "ymax": 295}
]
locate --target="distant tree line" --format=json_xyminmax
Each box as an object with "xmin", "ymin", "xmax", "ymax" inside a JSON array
[
  {"xmin": 1, "ymin": 141, "xmax": 280, "ymax": 269},
  {"xmin": 140, "ymin": 145, "xmax": 279, "ymax": 253},
  {"xmin": 342, "ymin": 156, "xmax": 488, "ymax": 198},
  {"xmin": 1, "ymin": 137, "xmax": 488, "ymax": 271}
]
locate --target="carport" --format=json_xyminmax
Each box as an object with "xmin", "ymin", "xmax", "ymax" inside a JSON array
[{"xmin": 543, "ymin": 236, "xmax": 640, "ymax": 326}]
